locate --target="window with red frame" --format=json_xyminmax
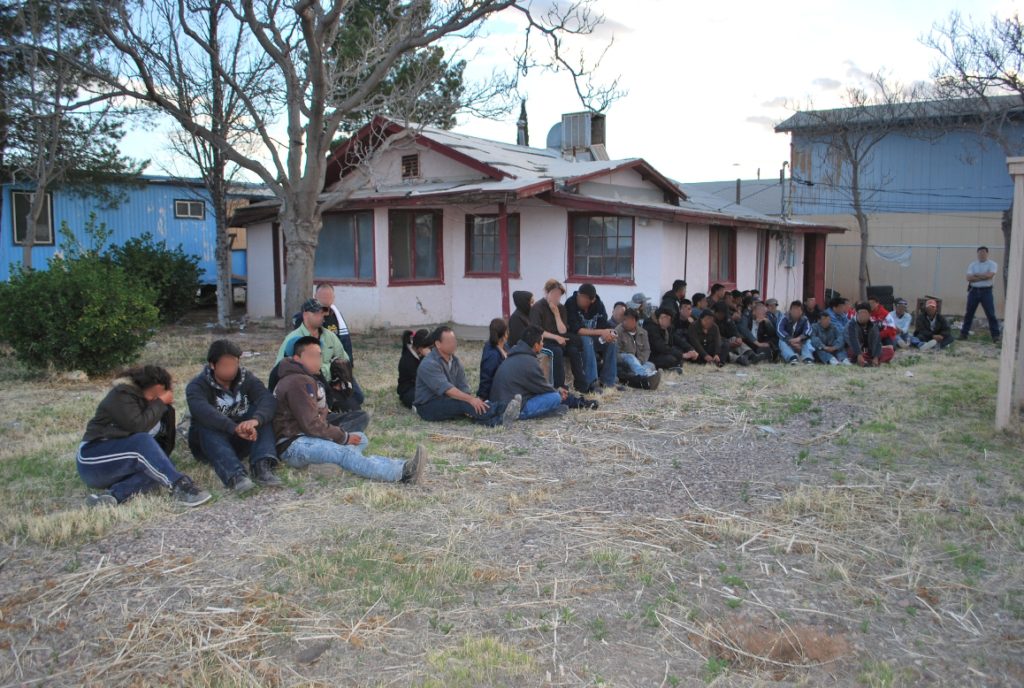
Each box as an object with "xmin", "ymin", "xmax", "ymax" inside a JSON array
[
  {"xmin": 389, "ymin": 210, "xmax": 443, "ymax": 283},
  {"xmin": 569, "ymin": 214, "xmax": 634, "ymax": 281},
  {"xmin": 314, "ymin": 211, "xmax": 374, "ymax": 283},
  {"xmin": 465, "ymin": 214, "xmax": 520, "ymax": 276},
  {"xmin": 708, "ymin": 225, "xmax": 736, "ymax": 286}
]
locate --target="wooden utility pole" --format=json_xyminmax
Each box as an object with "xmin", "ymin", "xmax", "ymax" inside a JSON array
[{"xmin": 996, "ymin": 158, "xmax": 1024, "ymax": 429}]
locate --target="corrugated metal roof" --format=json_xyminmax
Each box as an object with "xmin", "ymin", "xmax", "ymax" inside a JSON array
[{"xmin": 678, "ymin": 179, "xmax": 784, "ymax": 218}]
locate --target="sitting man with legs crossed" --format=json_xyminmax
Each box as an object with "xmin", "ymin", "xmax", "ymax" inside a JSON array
[
  {"xmin": 490, "ymin": 326, "xmax": 569, "ymax": 420},
  {"xmin": 274, "ymin": 336, "xmax": 426, "ymax": 483}
]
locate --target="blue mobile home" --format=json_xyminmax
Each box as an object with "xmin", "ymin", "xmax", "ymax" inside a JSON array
[{"xmin": 0, "ymin": 175, "xmax": 267, "ymax": 284}]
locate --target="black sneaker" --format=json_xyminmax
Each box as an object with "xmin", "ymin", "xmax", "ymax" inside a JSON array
[
  {"xmin": 227, "ymin": 473, "xmax": 256, "ymax": 494},
  {"xmin": 958, "ymin": 332, "xmax": 969, "ymax": 341},
  {"xmin": 402, "ymin": 444, "xmax": 427, "ymax": 484},
  {"xmin": 669, "ymin": 366, "xmax": 683, "ymax": 375},
  {"xmin": 646, "ymin": 371, "xmax": 662, "ymax": 391},
  {"xmin": 85, "ymin": 492, "xmax": 117, "ymax": 508},
  {"xmin": 172, "ymin": 476, "xmax": 212, "ymax": 507},
  {"xmin": 252, "ymin": 458, "xmax": 283, "ymax": 488},
  {"xmin": 736, "ymin": 354, "xmax": 750, "ymax": 367}
]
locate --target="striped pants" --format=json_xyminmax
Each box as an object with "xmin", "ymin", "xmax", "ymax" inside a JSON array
[{"xmin": 77, "ymin": 433, "xmax": 184, "ymax": 503}]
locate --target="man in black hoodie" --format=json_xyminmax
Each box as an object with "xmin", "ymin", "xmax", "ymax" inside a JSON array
[
  {"xmin": 508, "ymin": 290, "xmax": 533, "ymax": 346},
  {"xmin": 187, "ymin": 339, "xmax": 281, "ymax": 493},
  {"xmin": 565, "ymin": 283, "xmax": 618, "ymax": 392},
  {"xmin": 490, "ymin": 326, "xmax": 568, "ymax": 419},
  {"xmin": 645, "ymin": 307, "xmax": 697, "ymax": 370},
  {"xmin": 659, "ymin": 279, "xmax": 687, "ymax": 329}
]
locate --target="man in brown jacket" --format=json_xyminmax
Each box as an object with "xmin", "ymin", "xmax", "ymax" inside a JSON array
[
  {"xmin": 613, "ymin": 309, "xmax": 661, "ymax": 389},
  {"xmin": 273, "ymin": 336, "xmax": 425, "ymax": 483}
]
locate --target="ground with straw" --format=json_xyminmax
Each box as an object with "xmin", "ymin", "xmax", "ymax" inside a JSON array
[{"xmin": 0, "ymin": 318, "xmax": 1021, "ymax": 687}]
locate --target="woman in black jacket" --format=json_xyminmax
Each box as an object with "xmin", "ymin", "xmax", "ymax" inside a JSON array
[
  {"xmin": 77, "ymin": 366, "xmax": 211, "ymax": 507},
  {"xmin": 397, "ymin": 329, "xmax": 432, "ymax": 408}
]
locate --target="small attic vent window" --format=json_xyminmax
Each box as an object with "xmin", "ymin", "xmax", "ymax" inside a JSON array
[{"xmin": 401, "ymin": 154, "xmax": 420, "ymax": 179}]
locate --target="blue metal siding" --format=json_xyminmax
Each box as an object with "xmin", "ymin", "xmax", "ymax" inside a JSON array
[
  {"xmin": 0, "ymin": 181, "xmax": 247, "ymax": 283},
  {"xmin": 788, "ymin": 125, "xmax": 1021, "ymax": 215}
]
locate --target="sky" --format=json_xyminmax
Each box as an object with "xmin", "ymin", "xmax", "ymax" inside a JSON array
[{"xmin": 121, "ymin": 0, "xmax": 1020, "ymax": 185}]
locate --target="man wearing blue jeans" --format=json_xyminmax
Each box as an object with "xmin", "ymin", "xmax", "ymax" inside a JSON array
[
  {"xmin": 777, "ymin": 300, "xmax": 815, "ymax": 364},
  {"xmin": 186, "ymin": 339, "xmax": 282, "ymax": 494},
  {"xmin": 960, "ymin": 246, "xmax": 1001, "ymax": 343},
  {"xmin": 414, "ymin": 326, "xmax": 520, "ymax": 426},
  {"xmin": 565, "ymin": 283, "xmax": 618, "ymax": 393},
  {"xmin": 490, "ymin": 326, "xmax": 569, "ymax": 420},
  {"xmin": 273, "ymin": 337, "xmax": 426, "ymax": 483}
]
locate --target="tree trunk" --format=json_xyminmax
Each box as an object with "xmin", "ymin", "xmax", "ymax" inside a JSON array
[
  {"xmin": 851, "ymin": 170, "xmax": 870, "ymax": 301},
  {"xmin": 23, "ymin": 187, "xmax": 47, "ymax": 269},
  {"xmin": 211, "ymin": 174, "xmax": 232, "ymax": 328},
  {"xmin": 279, "ymin": 200, "xmax": 322, "ymax": 323},
  {"xmin": 209, "ymin": 2, "xmax": 231, "ymax": 329}
]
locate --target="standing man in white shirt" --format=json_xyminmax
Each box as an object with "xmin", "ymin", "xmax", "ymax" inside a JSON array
[{"xmin": 959, "ymin": 246, "xmax": 1001, "ymax": 343}]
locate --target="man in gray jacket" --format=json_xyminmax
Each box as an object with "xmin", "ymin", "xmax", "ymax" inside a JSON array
[{"xmin": 490, "ymin": 327, "xmax": 568, "ymax": 420}]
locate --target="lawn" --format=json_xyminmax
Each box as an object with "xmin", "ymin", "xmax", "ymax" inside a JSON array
[{"xmin": 0, "ymin": 319, "xmax": 1021, "ymax": 687}]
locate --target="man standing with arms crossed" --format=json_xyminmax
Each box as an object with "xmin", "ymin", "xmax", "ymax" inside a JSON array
[{"xmin": 960, "ymin": 246, "xmax": 1001, "ymax": 344}]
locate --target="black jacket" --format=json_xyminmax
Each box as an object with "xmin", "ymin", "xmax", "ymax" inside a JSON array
[
  {"xmin": 489, "ymin": 341, "xmax": 557, "ymax": 403},
  {"xmin": 186, "ymin": 365, "xmax": 276, "ymax": 436},
  {"xmin": 82, "ymin": 381, "xmax": 176, "ymax": 455},
  {"xmin": 687, "ymin": 321, "xmax": 722, "ymax": 359},
  {"xmin": 914, "ymin": 311, "xmax": 952, "ymax": 341},
  {"xmin": 644, "ymin": 318, "xmax": 685, "ymax": 358},
  {"xmin": 508, "ymin": 291, "xmax": 533, "ymax": 345},
  {"xmin": 565, "ymin": 291, "xmax": 610, "ymax": 334},
  {"xmin": 397, "ymin": 344, "xmax": 422, "ymax": 404}
]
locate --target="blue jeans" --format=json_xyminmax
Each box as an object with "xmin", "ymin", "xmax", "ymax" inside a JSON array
[
  {"xmin": 896, "ymin": 332, "xmax": 921, "ymax": 347},
  {"xmin": 577, "ymin": 336, "xmax": 617, "ymax": 387},
  {"xmin": 415, "ymin": 396, "xmax": 508, "ymax": 425},
  {"xmin": 520, "ymin": 392, "xmax": 563, "ymax": 420},
  {"xmin": 779, "ymin": 338, "xmax": 814, "ymax": 362},
  {"xmin": 188, "ymin": 419, "xmax": 277, "ymax": 487},
  {"xmin": 77, "ymin": 433, "xmax": 184, "ymax": 503},
  {"xmin": 280, "ymin": 433, "xmax": 405, "ymax": 482},
  {"xmin": 961, "ymin": 287, "xmax": 1000, "ymax": 338},
  {"xmin": 815, "ymin": 348, "xmax": 847, "ymax": 364},
  {"xmin": 618, "ymin": 353, "xmax": 657, "ymax": 377}
]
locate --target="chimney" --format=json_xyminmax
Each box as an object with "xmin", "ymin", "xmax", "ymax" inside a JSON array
[{"xmin": 516, "ymin": 100, "xmax": 529, "ymax": 147}]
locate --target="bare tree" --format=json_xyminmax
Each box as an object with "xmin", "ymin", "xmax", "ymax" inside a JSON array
[
  {"xmin": 925, "ymin": 11, "xmax": 1024, "ymax": 294},
  {"xmin": 780, "ymin": 74, "xmax": 926, "ymax": 300},
  {"xmin": 59, "ymin": 0, "xmax": 621, "ymax": 320}
]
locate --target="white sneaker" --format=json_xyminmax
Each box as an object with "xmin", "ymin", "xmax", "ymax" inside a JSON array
[
  {"xmin": 896, "ymin": 338, "xmax": 909, "ymax": 349},
  {"xmin": 840, "ymin": 359, "xmax": 852, "ymax": 365},
  {"xmin": 828, "ymin": 358, "xmax": 839, "ymax": 366},
  {"xmin": 920, "ymin": 340, "xmax": 938, "ymax": 351}
]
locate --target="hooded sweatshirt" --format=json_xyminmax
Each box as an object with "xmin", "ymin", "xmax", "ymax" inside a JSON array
[
  {"xmin": 272, "ymin": 358, "xmax": 348, "ymax": 451},
  {"xmin": 489, "ymin": 341, "xmax": 557, "ymax": 403},
  {"xmin": 508, "ymin": 291, "xmax": 533, "ymax": 345},
  {"xmin": 397, "ymin": 344, "xmax": 424, "ymax": 402},
  {"xmin": 186, "ymin": 365, "xmax": 276, "ymax": 436},
  {"xmin": 82, "ymin": 380, "xmax": 176, "ymax": 455}
]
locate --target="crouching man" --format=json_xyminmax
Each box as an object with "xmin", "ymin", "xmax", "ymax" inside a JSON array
[
  {"xmin": 274, "ymin": 336, "xmax": 425, "ymax": 483},
  {"xmin": 186, "ymin": 339, "xmax": 282, "ymax": 494}
]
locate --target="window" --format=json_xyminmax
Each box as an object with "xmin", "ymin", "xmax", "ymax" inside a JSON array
[
  {"xmin": 401, "ymin": 154, "xmax": 420, "ymax": 179},
  {"xmin": 389, "ymin": 210, "xmax": 443, "ymax": 283},
  {"xmin": 11, "ymin": 191, "xmax": 54, "ymax": 246},
  {"xmin": 175, "ymin": 199, "xmax": 206, "ymax": 220},
  {"xmin": 568, "ymin": 214, "xmax": 634, "ymax": 282},
  {"xmin": 465, "ymin": 214, "xmax": 520, "ymax": 276},
  {"xmin": 709, "ymin": 225, "xmax": 737, "ymax": 286},
  {"xmin": 315, "ymin": 211, "xmax": 375, "ymax": 283}
]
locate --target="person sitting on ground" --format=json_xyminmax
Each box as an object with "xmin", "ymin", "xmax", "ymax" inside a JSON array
[
  {"xmin": 77, "ymin": 365, "xmax": 211, "ymax": 508},
  {"xmin": 397, "ymin": 328, "xmax": 432, "ymax": 409},
  {"xmin": 750, "ymin": 289, "xmax": 762, "ymax": 302},
  {"xmin": 628, "ymin": 293, "xmax": 654, "ymax": 323},
  {"xmin": 867, "ymin": 296, "xmax": 899, "ymax": 345},
  {"xmin": 884, "ymin": 299, "xmax": 917, "ymax": 349},
  {"xmin": 825, "ymin": 297, "xmax": 851, "ymax": 332},
  {"xmin": 707, "ymin": 283, "xmax": 726, "ymax": 308},
  {"xmin": 478, "ymin": 318, "xmax": 509, "ymax": 400},
  {"xmin": 508, "ymin": 291, "xmax": 533, "ymax": 346},
  {"xmin": 675, "ymin": 299, "xmax": 695, "ymax": 337},
  {"xmin": 804, "ymin": 296, "xmax": 823, "ymax": 324},
  {"xmin": 414, "ymin": 326, "xmax": 519, "ymax": 425},
  {"xmin": 276, "ymin": 298, "xmax": 364, "ymax": 406},
  {"xmin": 530, "ymin": 278, "xmax": 584, "ymax": 391},
  {"xmin": 660, "ymin": 279, "xmax": 687, "ymax": 328},
  {"xmin": 690, "ymin": 293, "xmax": 708, "ymax": 321},
  {"xmin": 609, "ymin": 301, "xmax": 627, "ymax": 328},
  {"xmin": 186, "ymin": 339, "xmax": 281, "ymax": 494},
  {"xmin": 713, "ymin": 302, "xmax": 755, "ymax": 366},
  {"xmin": 810, "ymin": 312, "xmax": 849, "ymax": 365},
  {"xmin": 614, "ymin": 308, "xmax": 662, "ymax": 389},
  {"xmin": 764, "ymin": 298, "xmax": 782, "ymax": 330},
  {"xmin": 645, "ymin": 307, "xmax": 697, "ymax": 371},
  {"xmin": 565, "ymin": 283, "xmax": 618, "ymax": 393},
  {"xmin": 308, "ymin": 283, "xmax": 354, "ymax": 362},
  {"xmin": 735, "ymin": 304, "xmax": 768, "ymax": 364},
  {"xmin": 914, "ymin": 299, "xmax": 954, "ymax": 350},
  {"xmin": 747, "ymin": 302, "xmax": 779, "ymax": 362},
  {"xmin": 688, "ymin": 310, "xmax": 723, "ymax": 366},
  {"xmin": 489, "ymin": 326, "xmax": 570, "ymax": 420},
  {"xmin": 273, "ymin": 337, "xmax": 426, "ymax": 483},
  {"xmin": 777, "ymin": 300, "xmax": 814, "ymax": 364},
  {"xmin": 847, "ymin": 303, "xmax": 894, "ymax": 366}
]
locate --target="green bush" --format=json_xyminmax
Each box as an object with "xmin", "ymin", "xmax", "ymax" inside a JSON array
[
  {"xmin": 106, "ymin": 233, "xmax": 201, "ymax": 323},
  {"xmin": 0, "ymin": 255, "xmax": 159, "ymax": 376}
]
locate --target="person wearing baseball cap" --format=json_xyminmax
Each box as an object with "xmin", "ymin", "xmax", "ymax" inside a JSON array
[
  {"xmin": 914, "ymin": 299, "xmax": 953, "ymax": 351},
  {"xmin": 884, "ymin": 298, "xmax": 917, "ymax": 349}
]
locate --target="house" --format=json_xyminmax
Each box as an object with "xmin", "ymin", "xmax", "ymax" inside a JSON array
[
  {"xmin": 774, "ymin": 96, "xmax": 1024, "ymax": 314},
  {"xmin": 0, "ymin": 175, "xmax": 270, "ymax": 290},
  {"xmin": 235, "ymin": 113, "xmax": 844, "ymax": 329}
]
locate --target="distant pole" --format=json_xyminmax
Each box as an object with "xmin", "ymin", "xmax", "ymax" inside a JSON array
[
  {"xmin": 735, "ymin": 179, "xmax": 740, "ymax": 205},
  {"xmin": 996, "ymin": 157, "xmax": 1024, "ymax": 429},
  {"xmin": 780, "ymin": 161, "xmax": 789, "ymax": 219}
]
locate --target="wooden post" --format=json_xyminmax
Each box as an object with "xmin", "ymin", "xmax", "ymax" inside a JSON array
[
  {"xmin": 996, "ymin": 158, "xmax": 1024, "ymax": 429},
  {"xmin": 498, "ymin": 202, "xmax": 510, "ymax": 320}
]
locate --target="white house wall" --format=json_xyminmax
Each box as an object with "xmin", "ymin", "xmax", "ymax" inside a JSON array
[{"xmin": 246, "ymin": 221, "xmax": 277, "ymax": 318}]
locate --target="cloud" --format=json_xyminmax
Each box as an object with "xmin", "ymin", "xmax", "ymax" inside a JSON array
[
  {"xmin": 812, "ymin": 77, "xmax": 842, "ymax": 90},
  {"xmin": 761, "ymin": 96, "xmax": 788, "ymax": 108},
  {"xmin": 843, "ymin": 60, "xmax": 871, "ymax": 81}
]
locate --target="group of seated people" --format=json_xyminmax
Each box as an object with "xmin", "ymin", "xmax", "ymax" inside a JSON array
[{"xmin": 75, "ymin": 279, "xmax": 955, "ymax": 508}]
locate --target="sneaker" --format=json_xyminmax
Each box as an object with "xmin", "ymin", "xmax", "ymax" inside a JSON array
[
  {"xmin": 669, "ymin": 366, "xmax": 683, "ymax": 375},
  {"xmin": 172, "ymin": 476, "xmax": 212, "ymax": 507},
  {"xmin": 803, "ymin": 358, "xmax": 814, "ymax": 365},
  {"xmin": 920, "ymin": 340, "xmax": 938, "ymax": 351},
  {"xmin": 788, "ymin": 357, "xmax": 798, "ymax": 365},
  {"xmin": 85, "ymin": 492, "xmax": 117, "ymax": 508},
  {"xmin": 402, "ymin": 444, "xmax": 427, "ymax": 484},
  {"xmin": 736, "ymin": 354, "xmax": 750, "ymax": 367},
  {"xmin": 896, "ymin": 338, "xmax": 909, "ymax": 349},
  {"xmin": 552, "ymin": 405, "xmax": 570, "ymax": 417},
  {"xmin": 646, "ymin": 371, "xmax": 662, "ymax": 391},
  {"xmin": 828, "ymin": 358, "xmax": 839, "ymax": 366},
  {"xmin": 228, "ymin": 473, "xmax": 256, "ymax": 494},
  {"xmin": 502, "ymin": 394, "xmax": 522, "ymax": 425},
  {"xmin": 252, "ymin": 459, "xmax": 283, "ymax": 488},
  {"xmin": 840, "ymin": 359, "xmax": 852, "ymax": 365},
  {"xmin": 958, "ymin": 332, "xmax": 969, "ymax": 341}
]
